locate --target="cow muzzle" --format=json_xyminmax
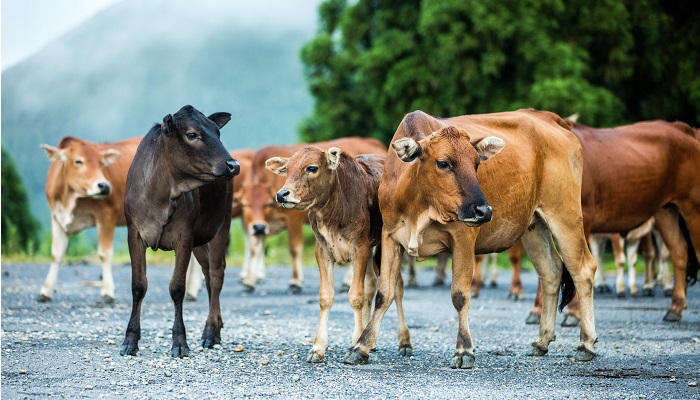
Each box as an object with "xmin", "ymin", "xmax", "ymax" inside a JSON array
[
  {"xmin": 458, "ymin": 203, "xmax": 493, "ymax": 226},
  {"xmin": 88, "ymin": 181, "xmax": 112, "ymax": 197},
  {"xmin": 275, "ymin": 189, "xmax": 300, "ymax": 209},
  {"xmin": 251, "ymin": 223, "xmax": 269, "ymax": 237}
]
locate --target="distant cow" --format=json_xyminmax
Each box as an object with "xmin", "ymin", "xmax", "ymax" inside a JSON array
[
  {"xmin": 344, "ymin": 109, "xmax": 598, "ymax": 368},
  {"xmin": 237, "ymin": 138, "xmax": 387, "ymax": 293},
  {"xmin": 120, "ymin": 105, "xmax": 239, "ymax": 358},
  {"xmin": 39, "ymin": 136, "xmax": 142, "ymax": 303},
  {"xmin": 267, "ymin": 147, "xmax": 410, "ymax": 363}
]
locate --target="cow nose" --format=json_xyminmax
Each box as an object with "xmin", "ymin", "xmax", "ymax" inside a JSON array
[
  {"xmin": 97, "ymin": 182, "xmax": 111, "ymax": 195},
  {"xmin": 252, "ymin": 224, "xmax": 267, "ymax": 236},
  {"xmin": 226, "ymin": 159, "xmax": 240, "ymax": 176},
  {"xmin": 276, "ymin": 189, "xmax": 290, "ymax": 204},
  {"xmin": 474, "ymin": 203, "xmax": 493, "ymax": 222}
]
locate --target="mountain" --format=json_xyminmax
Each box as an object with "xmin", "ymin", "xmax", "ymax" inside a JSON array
[{"xmin": 1, "ymin": 0, "xmax": 321, "ymax": 227}]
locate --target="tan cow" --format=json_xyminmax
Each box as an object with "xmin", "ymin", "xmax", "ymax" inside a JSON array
[
  {"xmin": 237, "ymin": 138, "xmax": 387, "ymax": 293},
  {"xmin": 266, "ymin": 147, "xmax": 405, "ymax": 363},
  {"xmin": 344, "ymin": 109, "xmax": 598, "ymax": 368},
  {"xmin": 39, "ymin": 136, "xmax": 141, "ymax": 302}
]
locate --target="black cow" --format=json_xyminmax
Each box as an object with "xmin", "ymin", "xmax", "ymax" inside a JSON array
[{"xmin": 120, "ymin": 105, "xmax": 240, "ymax": 358}]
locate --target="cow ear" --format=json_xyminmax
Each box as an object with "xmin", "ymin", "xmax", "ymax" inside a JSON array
[
  {"xmin": 101, "ymin": 149, "xmax": 121, "ymax": 167},
  {"xmin": 392, "ymin": 138, "xmax": 423, "ymax": 162},
  {"xmin": 162, "ymin": 114, "xmax": 175, "ymax": 135},
  {"xmin": 208, "ymin": 112, "xmax": 232, "ymax": 129},
  {"xmin": 265, "ymin": 157, "xmax": 289, "ymax": 176},
  {"xmin": 40, "ymin": 144, "xmax": 66, "ymax": 162},
  {"xmin": 473, "ymin": 136, "xmax": 505, "ymax": 161},
  {"xmin": 327, "ymin": 147, "xmax": 342, "ymax": 170}
]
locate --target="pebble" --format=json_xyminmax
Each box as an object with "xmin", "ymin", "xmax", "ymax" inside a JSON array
[
  {"xmin": 164, "ymin": 371, "xmax": 172, "ymax": 377},
  {"xmin": 18, "ymin": 370, "xmax": 26, "ymax": 375},
  {"xmin": 264, "ymin": 310, "xmax": 271, "ymax": 316},
  {"xmin": 670, "ymin": 377, "xmax": 677, "ymax": 382},
  {"xmin": 429, "ymin": 327, "xmax": 439, "ymax": 332},
  {"xmin": 260, "ymin": 360, "xmax": 270, "ymax": 365},
  {"xmin": 692, "ymin": 338, "xmax": 700, "ymax": 343},
  {"xmin": 84, "ymin": 385, "xmax": 93, "ymax": 390},
  {"xmin": 233, "ymin": 345, "xmax": 245, "ymax": 352},
  {"xmin": 689, "ymin": 382, "xmax": 698, "ymax": 387}
]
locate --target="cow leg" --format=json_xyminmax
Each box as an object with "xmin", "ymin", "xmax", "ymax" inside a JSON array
[
  {"xmin": 526, "ymin": 282, "xmax": 543, "ymax": 325},
  {"xmin": 471, "ymin": 254, "xmax": 485, "ymax": 298},
  {"xmin": 38, "ymin": 218, "xmax": 69, "ymax": 302},
  {"xmin": 589, "ymin": 236, "xmax": 610, "ymax": 293},
  {"xmin": 653, "ymin": 231, "xmax": 673, "ymax": 296},
  {"xmin": 362, "ymin": 248, "xmax": 379, "ymax": 327},
  {"xmin": 309, "ymin": 245, "xmax": 334, "ymax": 363},
  {"xmin": 488, "ymin": 253, "xmax": 498, "ymax": 288},
  {"xmin": 623, "ymin": 237, "xmax": 641, "ymax": 297},
  {"xmin": 349, "ymin": 244, "xmax": 370, "ymax": 345},
  {"xmin": 185, "ymin": 256, "xmax": 204, "ymax": 301},
  {"xmin": 450, "ymin": 239, "xmax": 477, "ymax": 369},
  {"xmin": 288, "ymin": 217, "xmax": 304, "ymax": 294},
  {"xmin": 642, "ymin": 233, "xmax": 657, "ymax": 296},
  {"xmin": 243, "ymin": 234, "xmax": 264, "ymax": 291},
  {"xmin": 405, "ymin": 253, "xmax": 418, "ymax": 288},
  {"xmin": 120, "ymin": 229, "xmax": 148, "ymax": 356},
  {"xmin": 394, "ymin": 263, "xmax": 412, "ymax": 355},
  {"xmin": 344, "ymin": 231, "xmax": 403, "ymax": 364},
  {"xmin": 654, "ymin": 208, "xmax": 689, "ymax": 321},
  {"xmin": 170, "ymin": 244, "xmax": 193, "ymax": 358},
  {"xmin": 96, "ymin": 216, "xmax": 117, "ymax": 303},
  {"xmin": 198, "ymin": 220, "xmax": 229, "ymax": 348},
  {"xmin": 434, "ymin": 253, "xmax": 448, "ymax": 286},
  {"xmin": 508, "ymin": 241, "xmax": 524, "ymax": 300}
]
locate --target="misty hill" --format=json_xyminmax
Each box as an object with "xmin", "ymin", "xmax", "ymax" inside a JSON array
[{"xmin": 1, "ymin": 0, "xmax": 321, "ymax": 227}]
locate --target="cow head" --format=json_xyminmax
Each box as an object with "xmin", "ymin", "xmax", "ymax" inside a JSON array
[
  {"xmin": 265, "ymin": 146, "xmax": 340, "ymax": 211},
  {"xmin": 392, "ymin": 126, "xmax": 504, "ymax": 226},
  {"xmin": 160, "ymin": 105, "xmax": 239, "ymax": 182},
  {"xmin": 238, "ymin": 182, "xmax": 276, "ymax": 237},
  {"xmin": 41, "ymin": 138, "xmax": 121, "ymax": 199}
]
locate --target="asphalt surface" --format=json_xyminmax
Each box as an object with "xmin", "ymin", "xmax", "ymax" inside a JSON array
[{"xmin": 2, "ymin": 261, "xmax": 699, "ymax": 399}]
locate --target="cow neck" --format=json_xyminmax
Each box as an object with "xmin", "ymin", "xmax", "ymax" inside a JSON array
[
  {"xmin": 51, "ymin": 166, "xmax": 80, "ymax": 231},
  {"xmin": 313, "ymin": 162, "xmax": 365, "ymax": 230}
]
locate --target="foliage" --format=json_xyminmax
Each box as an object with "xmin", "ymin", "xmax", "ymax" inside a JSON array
[
  {"xmin": 301, "ymin": 0, "xmax": 700, "ymax": 144},
  {"xmin": 1, "ymin": 147, "xmax": 40, "ymax": 255}
]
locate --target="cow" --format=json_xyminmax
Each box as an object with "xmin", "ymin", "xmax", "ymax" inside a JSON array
[
  {"xmin": 39, "ymin": 136, "xmax": 142, "ymax": 303},
  {"xmin": 266, "ymin": 146, "xmax": 408, "ymax": 363},
  {"xmin": 528, "ymin": 120, "xmax": 700, "ymax": 324},
  {"xmin": 237, "ymin": 137, "xmax": 387, "ymax": 293},
  {"xmin": 119, "ymin": 105, "xmax": 239, "ymax": 358},
  {"xmin": 344, "ymin": 109, "xmax": 598, "ymax": 368},
  {"xmin": 185, "ymin": 149, "xmax": 253, "ymax": 301}
]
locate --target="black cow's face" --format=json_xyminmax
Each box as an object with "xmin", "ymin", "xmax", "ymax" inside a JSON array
[
  {"xmin": 392, "ymin": 126, "xmax": 504, "ymax": 226},
  {"xmin": 161, "ymin": 105, "xmax": 239, "ymax": 181}
]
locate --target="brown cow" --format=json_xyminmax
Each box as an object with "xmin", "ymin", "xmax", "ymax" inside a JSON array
[
  {"xmin": 120, "ymin": 105, "xmax": 239, "ymax": 358},
  {"xmin": 266, "ymin": 147, "xmax": 406, "ymax": 363},
  {"xmin": 344, "ymin": 109, "xmax": 598, "ymax": 368},
  {"xmin": 238, "ymin": 138, "xmax": 387, "ymax": 293},
  {"xmin": 528, "ymin": 120, "xmax": 700, "ymax": 324},
  {"xmin": 39, "ymin": 136, "xmax": 141, "ymax": 303}
]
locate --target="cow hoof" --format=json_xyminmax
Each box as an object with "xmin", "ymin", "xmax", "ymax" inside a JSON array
[
  {"xmin": 307, "ymin": 350, "xmax": 325, "ymax": 363},
  {"xmin": 574, "ymin": 345, "xmax": 596, "ymax": 362},
  {"xmin": 432, "ymin": 279, "xmax": 445, "ymax": 287},
  {"xmin": 630, "ymin": 291, "xmax": 638, "ymax": 298},
  {"xmin": 663, "ymin": 289, "xmax": 673, "ymax": 298},
  {"xmin": 398, "ymin": 344, "xmax": 413, "ymax": 357},
  {"xmin": 171, "ymin": 346, "xmax": 190, "ymax": 358},
  {"xmin": 243, "ymin": 284, "xmax": 255, "ymax": 293},
  {"xmin": 185, "ymin": 293, "xmax": 197, "ymax": 302},
  {"xmin": 663, "ymin": 310, "xmax": 682, "ymax": 322},
  {"xmin": 450, "ymin": 352, "xmax": 475, "ymax": 369},
  {"xmin": 509, "ymin": 292, "xmax": 523, "ymax": 301},
  {"xmin": 343, "ymin": 348, "xmax": 369, "ymax": 365},
  {"xmin": 340, "ymin": 283, "xmax": 351, "ymax": 292},
  {"xmin": 406, "ymin": 280, "xmax": 419, "ymax": 289},
  {"xmin": 119, "ymin": 344, "xmax": 139, "ymax": 356},
  {"xmin": 642, "ymin": 288, "xmax": 654, "ymax": 297},
  {"xmin": 489, "ymin": 281, "xmax": 498, "ymax": 288},
  {"xmin": 470, "ymin": 291, "xmax": 479, "ymax": 299},
  {"xmin": 616, "ymin": 291, "xmax": 626, "ymax": 298},
  {"xmin": 200, "ymin": 337, "xmax": 220, "ymax": 348},
  {"xmin": 288, "ymin": 284, "xmax": 302, "ymax": 295},
  {"xmin": 36, "ymin": 294, "xmax": 52, "ymax": 303},
  {"xmin": 561, "ymin": 314, "xmax": 580, "ymax": 327},
  {"xmin": 100, "ymin": 295, "xmax": 115, "ymax": 304},
  {"xmin": 595, "ymin": 285, "xmax": 612, "ymax": 294},
  {"xmin": 528, "ymin": 344, "xmax": 548, "ymax": 357},
  {"xmin": 525, "ymin": 312, "xmax": 541, "ymax": 325}
]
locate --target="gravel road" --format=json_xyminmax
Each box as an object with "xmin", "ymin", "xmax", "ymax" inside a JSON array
[{"xmin": 2, "ymin": 261, "xmax": 699, "ymax": 399}]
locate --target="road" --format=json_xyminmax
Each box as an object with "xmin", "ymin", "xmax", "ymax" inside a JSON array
[{"xmin": 2, "ymin": 261, "xmax": 699, "ymax": 399}]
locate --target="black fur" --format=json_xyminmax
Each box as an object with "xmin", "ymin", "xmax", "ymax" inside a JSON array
[{"xmin": 558, "ymin": 267, "xmax": 575, "ymax": 312}]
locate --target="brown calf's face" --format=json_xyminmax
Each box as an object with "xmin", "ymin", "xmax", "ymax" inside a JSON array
[
  {"xmin": 392, "ymin": 126, "xmax": 504, "ymax": 226},
  {"xmin": 239, "ymin": 182, "xmax": 276, "ymax": 237},
  {"xmin": 41, "ymin": 139, "xmax": 121, "ymax": 199},
  {"xmin": 160, "ymin": 105, "xmax": 239, "ymax": 182},
  {"xmin": 265, "ymin": 146, "xmax": 340, "ymax": 211}
]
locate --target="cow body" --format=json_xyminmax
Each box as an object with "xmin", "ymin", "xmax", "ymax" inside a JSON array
[
  {"xmin": 39, "ymin": 136, "xmax": 142, "ymax": 302},
  {"xmin": 344, "ymin": 109, "xmax": 598, "ymax": 368},
  {"xmin": 120, "ymin": 105, "xmax": 239, "ymax": 358},
  {"xmin": 267, "ymin": 147, "xmax": 408, "ymax": 362},
  {"xmin": 238, "ymin": 138, "xmax": 387, "ymax": 292}
]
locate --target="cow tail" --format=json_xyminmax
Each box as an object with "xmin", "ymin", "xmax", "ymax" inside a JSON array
[
  {"xmin": 680, "ymin": 216, "xmax": 699, "ymax": 286},
  {"xmin": 559, "ymin": 266, "xmax": 575, "ymax": 312}
]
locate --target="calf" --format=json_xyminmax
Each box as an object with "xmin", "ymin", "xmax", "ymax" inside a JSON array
[
  {"xmin": 39, "ymin": 136, "xmax": 141, "ymax": 303},
  {"xmin": 120, "ymin": 105, "xmax": 239, "ymax": 357},
  {"xmin": 344, "ymin": 109, "xmax": 598, "ymax": 368},
  {"xmin": 267, "ymin": 147, "xmax": 409, "ymax": 363}
]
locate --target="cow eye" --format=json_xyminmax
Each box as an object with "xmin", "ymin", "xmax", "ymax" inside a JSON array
[
  {"xmin": 186, "ymin": 132, "xmax": 198, "ymax": 141},
  {"xmin": 436, "ymin": 160, "xmax": 450, "ymax": 170},
  {"xmin": 306, "ymin": 166, "xmax": 319, "ymax": 173},
  {"xmin": 74, "ymin": 159, "xmax": 84, "ymax": 166}
]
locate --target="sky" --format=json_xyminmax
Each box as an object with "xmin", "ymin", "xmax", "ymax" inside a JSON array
[{"xmin": 1, "ymin": 0, "xmax": 121, "ymax": 71}]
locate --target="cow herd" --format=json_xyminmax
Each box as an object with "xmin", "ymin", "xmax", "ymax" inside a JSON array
[{"xmin": 39, "ymin": 105, "xmax": 700, "ymax": 369}]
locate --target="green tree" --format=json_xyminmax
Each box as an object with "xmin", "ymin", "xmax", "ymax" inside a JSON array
[
  {"xmin": 2, "ymin": 147, "xmax": 40, "ymax": 255},
  {"xmin": 301, "ymin": 0, "xmax": 700, "ymax": 144}
]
